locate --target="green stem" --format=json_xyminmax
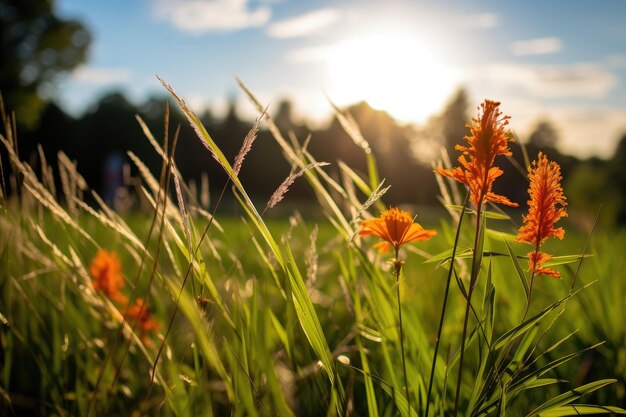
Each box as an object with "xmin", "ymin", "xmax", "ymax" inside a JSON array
[
  {"xmin": 522, "ymin": 211, "xmax": 543, "ymax": 321},
  {"xmin": 425, "ymin": 192, "xmax": 469, "ymax": 417},
  {"xmin": 483, "ymin": 251, "xmax": 538, "ymax": 405},
  {"xmin": 395, "ymin": 247, "xmax": 411, "ymax": 417},
  {"xmin": 453, "ymin": 203, "xmax": 483, "ymax": 416},
  {"xmin": 522, "ymin": 268, "xmax": 538, "ymax": 322}
]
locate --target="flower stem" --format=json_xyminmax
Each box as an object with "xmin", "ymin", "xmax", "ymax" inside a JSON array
[
  {"xmin": 522, "ymin": 243, "xmax": 540, "ymax": 321},
  {"xmin": 522, "ymin": 270, "xmax": 537, "ymax": 322},
  {"xmin": 453, "ymin": 204, "xmax": 483, "ymax": 416},
  {"xmin": 425, "ymin": 192, "xmax": 468, "ymax": 417},
  {"xmin": 394, "ymin": 248, "xmax": 411, "ymax": 417}
]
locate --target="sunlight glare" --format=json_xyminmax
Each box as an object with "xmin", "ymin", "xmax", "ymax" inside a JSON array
[{"xmin": 326, "ymin": 31, "xmax": 458, "ymax": 123}]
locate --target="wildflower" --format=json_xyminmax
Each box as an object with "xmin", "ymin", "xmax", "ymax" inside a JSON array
[
  {"xmin": 89, "ymin": 249, "xmax": 128, "ymax": 304},
  {"xmin": 360, "ymin": 207, "xmax": 434, "ymax": 414},
  {"xmin": 516, "ymin": 152, "xmax": 567, "ymax": 278},
  {"xmin": 435, "ymin": 100, "xmax": 518, "ymax": 208},
  {"xmin": 359, "ymin": 207, "xmax": 436, "ymax": 253},
  {"xmin": 125, "ymin": 298, "xmax": 160, "ymax": 344}
]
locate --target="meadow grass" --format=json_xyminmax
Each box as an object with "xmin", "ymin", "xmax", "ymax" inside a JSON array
[{"xmin": 1, "ymin": 85, "xmax": 626, "ymax": 417}]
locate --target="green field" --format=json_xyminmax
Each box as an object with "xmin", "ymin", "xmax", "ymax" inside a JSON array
[{"xmin": 2, "ymin": 89, "xmax": 626, "ymax": 416}]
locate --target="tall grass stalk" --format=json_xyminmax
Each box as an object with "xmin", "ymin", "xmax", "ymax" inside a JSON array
[{"xmin": 393, "ymin": 247, "xmax": 411, "ymax": 416}]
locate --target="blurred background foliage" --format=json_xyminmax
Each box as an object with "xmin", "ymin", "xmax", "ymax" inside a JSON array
[
  {"xmin": 1, "ymin": 0, "xmax": 90, "ymax": 128},
  {"xmin": 1, "ymin": 0, "xmax": 626, "ymax": 229}
]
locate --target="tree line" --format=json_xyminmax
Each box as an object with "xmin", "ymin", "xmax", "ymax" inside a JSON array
[{"xmin": 3, "ymin": 87, "xmax": 626, "ymax": 228}]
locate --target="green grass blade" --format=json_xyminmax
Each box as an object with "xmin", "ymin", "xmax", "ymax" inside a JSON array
[
  {"xmin": 504, "ymin": 239, "xmax": 530, "ymax": 300},
  {"xmin": 338, "ymin": 160, "xmax": 373, "ymax": 196},
  {"xmin": 445, "ymin": 205, "xmax": 511, "ymax": 220},
  {"xmin": 542, "ymin": 254, "xmax": 592, "ymax": 267},
  {"xmin": 366, "ymin": 152, "xmax": 381, "ymax": 196},
  {"xmin": 471, "ymin": 211, "xmax": 487, "ymax": 285},
  {"xmin": 494, "ymin": 298, "xmax": 565, "ymax": 351},
  {"xmin": 467, "ymin": 258, "xmax": 495, "ymax": 414},
  {"xmin": 529, "ymin": 379, "xmax": 617, "ymax": 415},
  {"xmin": 424, "ymin": 246, "xmax": 473, "ymax": 265},
  {"xmin": 357, "ymin": 338, "xmax": 380, "ymax": 417},
  {"xmin": 510, "ymin": 342, "xmax": 605, "ymax": 396},
  {"xmin": 535, "ymin": 404, "xmax": 626, "ymax": 416},
  {"xmin": 283, "ymin": 244, "xmax": 335, "ymax": 383},
  {"xmin": 164, "ymin": 276, "xmax": 233, "ymax": 401}
]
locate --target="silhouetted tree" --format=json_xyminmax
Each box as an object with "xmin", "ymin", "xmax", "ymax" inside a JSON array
[
  {"xmin": 310, "ymin": 101, "xmax": 438, "ymax": 205},
  {"xmin": 528, "ymin": 119, "xmax": 559, "ymax": 148},
  {"xmin": 608, "ymin": 134, "xmax": 626, "ymax": 224},
  {"xmin": 565, "ymin": 156, "xmax": 619, "ymax": 228},
  {"xmin": 274, "ymin": 100, "xmax": 294, "ymax": 132},
  {"xmin": 72, "ymin": 92, "xmax": 150, "ymax": 193},
  {"xmin": 0, "ymin": 0, "xmax": 91, "ymax": 128},
  {"xmin": 440, "ymin": 88, "xmax": 470, "ymax": 152},
  {"xmin": 410, "ymin": 88, "xmax": 469, "ymax": 165}
]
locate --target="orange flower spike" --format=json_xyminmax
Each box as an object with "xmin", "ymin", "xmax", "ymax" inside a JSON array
[
  {"xmin": 516, "ymin": 152, "xmax": 568, "ymax": 278},
  {"xmin": 359, "ymin": 207, "xmax": 436, "ymax": 253},
  {"xmin": 89, "ymin": 249, "xmax": 128, "ymax": 304},
  {"xmin": 435, "ymin": 100, "xmax": 519, "ymax": 208}
]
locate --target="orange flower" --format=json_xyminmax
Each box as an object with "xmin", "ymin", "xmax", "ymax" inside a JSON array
[
  {"xmin": 527, "ymin": 252, "xmax": 560, "ymax": 279},
  {"xmin": 516, "ymin": 152, "xmax": 567, "ymax": 278},
  {"xmin": 89, "ymin": 249, "xmax": 128, "ymax": 304},
  {"xmin": 125, "ymin": 298, "xmax": 160, "ymax": 344},
  {"xmin": 435, "ymin": 100, "xmax": 518, "ymax": 209},
  {"xmin": 359, "ymin": 207, "xmax": 436, "ymax": 253}
]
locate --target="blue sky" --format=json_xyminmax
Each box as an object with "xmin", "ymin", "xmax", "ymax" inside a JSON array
[{"xmin": 56, "ymin": 0, "xmax": 626, "ymax": 158}]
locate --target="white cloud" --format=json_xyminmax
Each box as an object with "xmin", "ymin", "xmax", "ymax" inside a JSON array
[
  {"xmin": 153, "ymin": 0, "xmax": 271, "ymax": 33},
  {"xmin": 286, "ymin": 44, "xmax": 334, "ymax": 64},
  {"xmin": 468, "ymin": 13, "xmax": 499, "ymax": 29},
  {"xmin": 470, "ymin": 13, "xmax": 500, "ymax": 29},
  {"xmin": 484, "ymin": 63, "xmax": 617, "ymax": 98},
  {"xmin": 267, "ymin": 8, "xmax": 340, "ymax": 38},
  {"xmin": 511, "ymin": 37, "xmax": 562, "ymax": 56},
  {"xmin": 71, "ymin": 66, "xmax": 131, "ymax": 85}
]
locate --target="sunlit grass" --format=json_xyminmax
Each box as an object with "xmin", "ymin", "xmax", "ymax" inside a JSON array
[{"xmin": 1, "ymin": 84, "xmax": 626, "ymax": 417}]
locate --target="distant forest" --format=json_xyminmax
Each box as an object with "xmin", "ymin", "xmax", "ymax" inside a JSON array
[{"xmin": 4, "ymin": 88, "xmax": 626, "ymax": 227}]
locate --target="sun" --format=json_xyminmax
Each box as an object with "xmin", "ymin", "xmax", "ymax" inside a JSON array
[{"xmin": 325, "ymin": 30, "xmax": 458, "ymax": 123}]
